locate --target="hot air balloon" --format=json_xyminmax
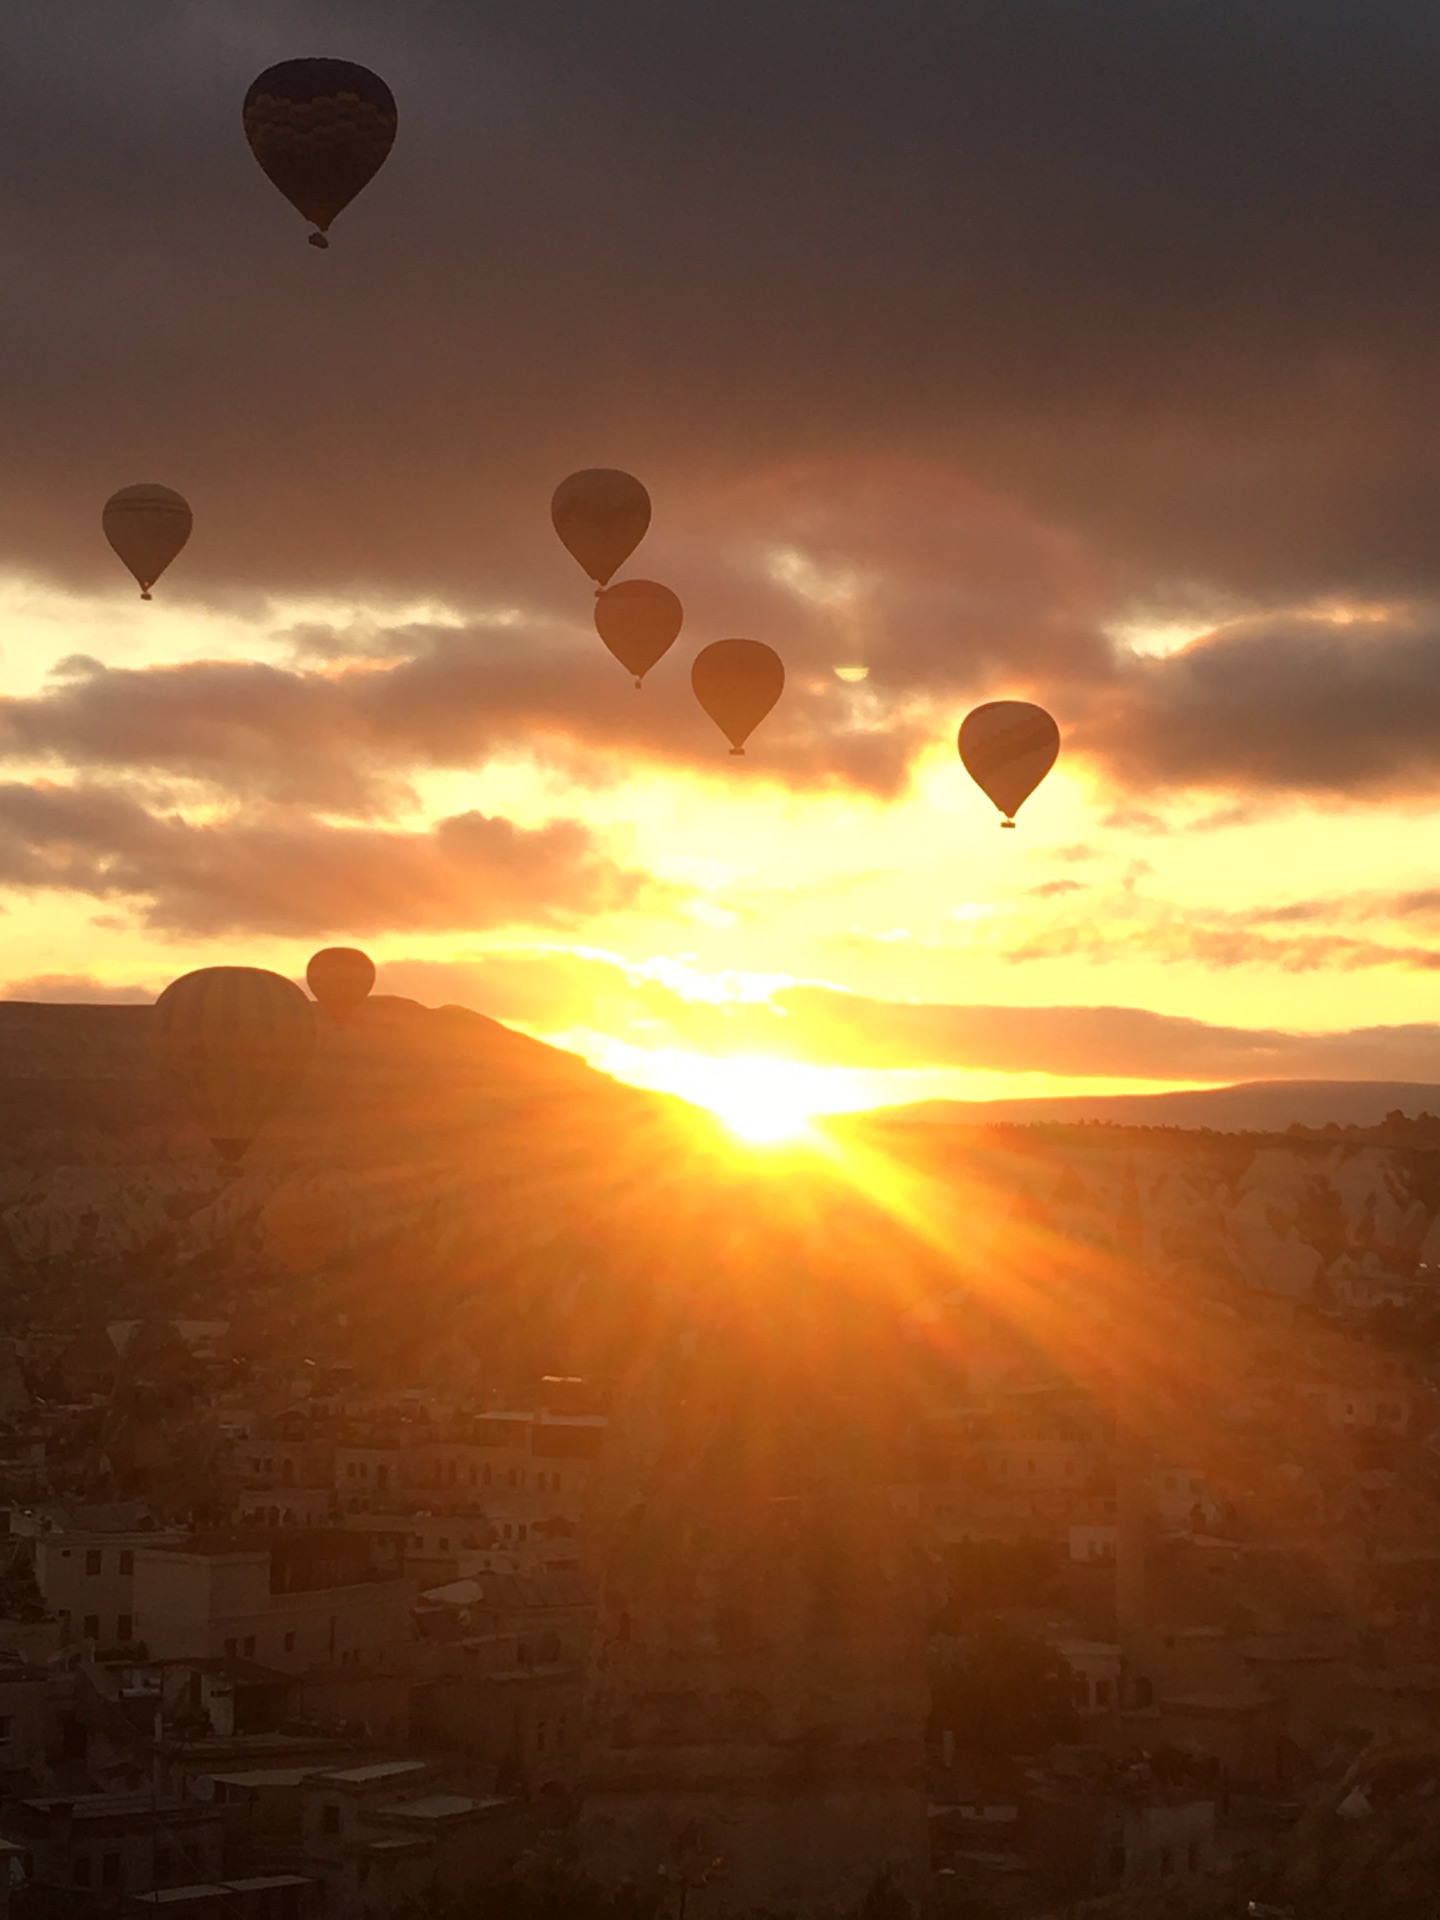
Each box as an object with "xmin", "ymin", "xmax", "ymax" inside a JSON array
[
  {"xmin": 102, "ymin": 486, "xmax": 192, "ymax": 600},
  {"xmin": 306, "ymin": 946, "xmax": 376, "ymax": 1025},
  {"xmin": 551, "ymin": 470, "xmax": 650, "ymax": 587},
  {"xmin": 958, "ymin": 700, "xmax": 1060, "ymax": 827},
  {"xmin": 243, "ymin": 58, "xmax": 397, "ymax": 248},
  {"xmin": 594, "ymin": 580, "xmax": 683, "ymax": 687},
  {"xmin": 152, "ymin": 967, "xmax": 315, "ymax": 1169},
  {"xmin": 692, "ymin": 639, "xmax": 785, "ymax": 755}
]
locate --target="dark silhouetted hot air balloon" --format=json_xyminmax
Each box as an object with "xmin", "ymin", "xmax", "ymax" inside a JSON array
[
  {"xmin": 958, "ymin": 700, "xmax": 1060, "ymax": 826},
  {"xmin": 102, "ymin": 486, "xmax": 192, "ymax": 600},
  {"xmin": 552, "ymin": 470, "xmax": 651, "ymax": 586},
  {"xmin": 243, "ymin": 58, "xmax": 397, "ymax": 248},
  {"xmin": 306, "ymin": 946, "xmax": 376, "ymax": 1024},
  {"xmin": 152, "ymin": 967, "xmax": 315, "ymax": 1169},
  {"xmin": 594, "ymin": 580, "xmax": 683, "ymax": 687},
  {"xmin": 692, "ymin": 639, "xmax": 785, "ymax": 755}
]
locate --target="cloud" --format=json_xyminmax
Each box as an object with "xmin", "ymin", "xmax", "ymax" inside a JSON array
[
  {"xmin": 4, "ymin": 6, "xmax": 1440, "ymax": 631},
  {"xmin": 9, "ymin": 2, "xmax": 1440, "ymax": 905},
  {"xmin": 0, "ymin": 615, "xmax": 929, "ymax": 801},
  {"xmin": 378, "ymin": 946, "xmax": 1440, "ymax": 1083},
  {"xmin": 1075, "ymin": 608, "xmax": 1440, "ymax": 800},
  {"xmin": 0, "ymin": 784, "xmax": 665, "ymax": 937},
  {"xmin": 1001, "ymin": 881, "xmax": 1440, "ymax": 973}
]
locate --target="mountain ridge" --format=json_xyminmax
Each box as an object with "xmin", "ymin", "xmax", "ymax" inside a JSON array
[{"xmin": 867, "ymin": 1077, "xmax": 1440, "ymax": 1133}]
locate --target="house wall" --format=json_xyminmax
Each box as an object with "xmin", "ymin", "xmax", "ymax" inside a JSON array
[
  {"xmin": 134, "ymin": 1550, "xmax": 414, "ymax": 1673},
  {"xmin": 36, "ymin": 1530, "xmax": 180, "ymax": 1647}
]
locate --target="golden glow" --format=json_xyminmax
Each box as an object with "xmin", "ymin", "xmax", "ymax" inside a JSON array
[{"xmin": 593, "ymin": 1045, "xmax": 878, "ymax": 1144}]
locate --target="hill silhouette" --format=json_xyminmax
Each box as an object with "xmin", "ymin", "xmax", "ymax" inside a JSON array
[{"xmin": 883, "ymin": 1078, "xmax": 1440, "ymax": 1133}]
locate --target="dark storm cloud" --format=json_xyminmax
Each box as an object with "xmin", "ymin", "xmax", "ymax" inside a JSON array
[
  {"xmin": 378, "ymin": 948, "xmax": 1440, "ymax": 1083},
  {"xmin": 0, "ymin": 782, "xmax": 664, "ymax": 936}
]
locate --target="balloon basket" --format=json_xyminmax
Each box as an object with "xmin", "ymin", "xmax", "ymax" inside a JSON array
[
  {"xmin": 308, "ymin": 231, "xmax": 330, "ymax": 249},
  {"xmin": 1001, "ymin": 819, "xmax": 1016, "ymax": 829}
]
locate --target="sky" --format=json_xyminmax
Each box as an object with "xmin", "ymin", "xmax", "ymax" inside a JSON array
[{"xmin": 6, "ymin": 0, "xmax": 1440, "ymax": 1124}]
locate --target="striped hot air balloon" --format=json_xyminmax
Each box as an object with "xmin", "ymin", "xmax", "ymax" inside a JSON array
[
  {"xmin": 958, "ymin": 701, "xmax": 1060, "ymax": 826},
  {"xmin": 152, "ymin": 967, "xmax": 316, "ymax": 1168},
  {"xmin": 243, "ymin": 58, "xmax": 397, "ymax": 248},
  {"xmin": 102, "ymin": 485, "xmax": 192, "ymax": 599}
]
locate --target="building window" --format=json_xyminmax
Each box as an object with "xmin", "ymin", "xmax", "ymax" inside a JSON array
[
  {"xmin": 86, "ymin": 1549, "xmax": 102, "ymax": 1576},
  {"xmin": 73, "ymin": 1858, "xmax": 91, "ymax": 1888},
  {"xmin": 117, "ymin": 1615, "xmax": 133, "ymax": 1643},
  {"xmin": 102, "ymin": 1852, "xmax": 121, "ymax": 1890},
  {"xmin": 119, "ymin": 1550, "xmax": 134, "ymax": 1575},
  {"xmin": 1160, "ymin": 1846, "xmax": 1173, "ymax": 1877},
  {"xmin": 322, "ymin": 1804, "xmax": 341, "ymax": 1835},
  {"xmin": 537, "ymin": 1720, "xmax": 547, "ymax": 1751},
  {"xmin": 1187, "ymin": 1841, "xmax": 1199, "ymax": 1872},
  {"xmin": 1094, "ymin": 1679, "xmax": 1111, "ymax": 1708},
  {"xmin": 284, "ymin": 1632, "xmax": 296, "ymax": 1653},
  {"xmin": 518, "ymin": 1524, "xmax": 528, "ymax": 1542},
  {"xmin": 0, "ymin": 1716, "xmax": 12, "ymax": 1742},
  {"xmin": 243, "ymin": 1636, "xmax": 256, "ymax": 1657},
  {"xmin": 224, "ymin": 1637, "xmax": 238, "ymax": 1658},
  {"xmin": 483, "ymin": 1466, "xmax": 492, "ymax": 1486},
  {"xmin": 83, "ymin": 1615, "xmax": 99, "ymax": 1640}
]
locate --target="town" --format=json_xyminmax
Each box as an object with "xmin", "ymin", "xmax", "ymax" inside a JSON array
[{"xmin": 0, "ymin": 1113, "xmax": 1434, "ymax": 1918}]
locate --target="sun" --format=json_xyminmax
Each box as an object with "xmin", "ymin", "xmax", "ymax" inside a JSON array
[
  {"xmin": 602, "ymin": 1048, "xmax": 882, "ymax": 1145},
  {"xmin": 701, "ymin": 1060, "xmax": 821, "ymax": 1145}
]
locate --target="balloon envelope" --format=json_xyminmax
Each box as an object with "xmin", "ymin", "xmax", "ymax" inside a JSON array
[
  {"xmin": 692, "ymin": 639, "xmax": 785, "ymax": 755},
  {"xmin": 594, "ymin": 580, "xmax": 683, "ymax": 685},
  {"xmin": 243, "ymin": 58, "xmax": 397, "ymax": 245},
  {"xmin": 958, "ymin": 700, "xmax": 1060, "ymax": 824},
  {"xmin": 551, "ymin": 470, "xmax": 650, "ymax": 586},
  {"xmin": 306, "ymin": 946, "xmax": 376, "ymax": 1024},
  {"xmin": 153, "ymin": 967, "xmax": 316, "ymax": 1164},
  {"xmin": 102, "ymin": 485, "xmax": 192, "ymax": 599}
]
